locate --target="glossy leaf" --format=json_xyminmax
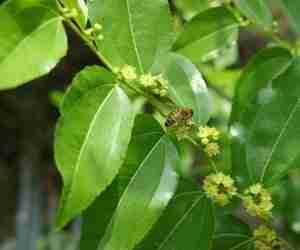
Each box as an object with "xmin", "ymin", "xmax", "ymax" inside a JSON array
[
  {"xmin": 233, "ymin": 0, "xmax": 273, "ymax": 27},
  {"xmin": 62, "ymin": 0, "xmax": 88, "ymax": 28},
  {"xmin": 162, "ymin": 53, "xmax": 212, "ymax": 124},
  {"xmin": 230, "ymin": 50, "xmax": 300, "ymax": 187},
  {"xmin": 79, "ymin": 181, "xmax": 119, "ymax": 250},
  {"xmin": 61, "ymin": 65, "xmax": 115, "ymax": 114},
  {"xmin": 0, "ymin": 0, "xmax": 67, "ymax": 89},
  {"xmin": 88, "ymin": 0, "xmax": 174, "ymax": 73},
  {"xmin": 213, "ymin": 213, "xmax": 253, "ymax": 250},
  {"xmin": 55, "ymin": 67, "xmax": 135, "ymax": 228},
  {"xmin": 136, "ymin": 181, "xmax": 215, "ymax": 250},
  {"xmin": 279, "ymin": 0, "xmax": 300, "ymax": 33},
  {"xmin": 173, "ymin": 7, "xmax": 239, "ymax": 64},
  {"xmin": 79, "ymin": 115, "xmax": 167, "ymax": 250},
  {"xmin": 174, "ymin": 0, "xmax": 210, "ymax": 20},
  {"xmin": 230, "ymin": 47, "xmax": 292, "ymax": 187},
  {"xmin": 231, "ymin": 47, "xmax": 292, "ymax": 124},
  {"xmin": 98, "ymin": 115, "xmax": 180, "ymax": 250}
]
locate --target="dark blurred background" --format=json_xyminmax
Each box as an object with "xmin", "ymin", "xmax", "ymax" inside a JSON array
[{"xmin": 1, "ymin": 0, "xmax": 300, "ymax": 250}]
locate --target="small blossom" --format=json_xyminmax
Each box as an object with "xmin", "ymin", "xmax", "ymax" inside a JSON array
[
  {"xmin": 112, "ymin": 67, "xmax": 120, "ymax": 74},
  {"xmin": 254, "ymin": 226, "xmax": 280, "ymax": 250},
  {"xmin": 198, "ymin": 126, "xmax": 211, "ymax": 139},
  {"xmin": 204, "ymin": 142, "xmax": 220, "ymax": 157},
  {"xmin": 93, "ymin": 23, "xmax": 103, "ymax": 31},
  {"xmin": 198, "ymin": 126, "xmax": 220, "ymax": 141},
  {"xmin": 156, "ymin": 74, "xmax": 169, "ymax": 88},
  {"xmin": 96, "ymin": 34, "xmax": 104, "ymax": 41},
  {"xmin": 139, "ymin": 73, "xmax": 169, "ymax": 97},
  {"xmin": 140, "ymin": 74, "xmax": 157, "ymax": 88},
  {"xmin": 198, "ymin": 126, "xmax": 221, "ymax": 157},
  {"xmin": 203, "ymin": 172, "xmax": 237, "ymax": 206},
  {"xmin": 61, "ymin": 7, "xmax": 70, "ymax": 13},
  {"xmin": 242, "ymin": 184, "xmax": 273, "ymax": 219},
  {"xmin": 120, "ymin": 64, "xmax": 137, "ymax": 82},
  {"xmin": 201, "ymin": 138, "xmax": 210, "ymax": 145},
  {"xmin": 84, "ymin": 27, "xmax": 94, "ymax": 36},
  {"xmin": 159, "ymin": 88, "xmax": 168, "ymax": 97}
]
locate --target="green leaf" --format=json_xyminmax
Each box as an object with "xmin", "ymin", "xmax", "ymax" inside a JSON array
[
  {"xmin": 174, "ymin": 0, "xmax": 211, "ymax": 20},
  {"xmin": 213, "ymin": 213, "xmax": 253, "ymax": 250},
  {"xmin": 79, "ymin": 114, "xmax": 168, "ymax": 250},
  {"xmin": 79, "ymin": 181, "xmax": 119, "ymax": 250},
  {"xmin": 0, "ymin": 0, "xmax": 67, "ymax": 89},
  {"xmin": 55, "ymin": 67, "xmax": 135, "ymax": 228},
  {"xmin": 233, "ymin": 0, "xmax": 273, "ymax": 27},
  {"xmin": 172, "ymin": 7, "xmax": 239, "ymax": 64},
  {"xmin": 285, "ymin": 174, "xmax": 300, "ymax": 233},
  {"xmin": 230, "ymin": 49, "xmax": 300, "ymax": 187},
  {"xmin": 162, "ymin": 53, "xmax": 212, "ymax": 124},
  {"xmin": 62, "ymin": 0, "xmax": 88, "ymax": 28},
  {"xmin": 278, "ymin": 0, "xmax": 300, "ymax": 33},
  {"xmin": 88, "ymin": 0, "xmax": 174, "ymax": 73},
  {"xmin": 98, "ymin": 115, "xmax": 180, "ymax": 250},
  {"xmin": 136, "ymin": 181, "xmax": 215, "ymax": 250},
  {"xmin": 61, "ymin": 65, "xmax": 116, "ymax": 114},
  {"xmin": 231, "ymin": 47, "xmax": 292, "ymax": 124}
]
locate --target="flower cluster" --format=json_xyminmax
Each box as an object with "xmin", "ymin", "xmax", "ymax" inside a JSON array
[
  {"xmin": 117, "ymin": 65, "xmax": 169, "ymax": 97},
  {"xmin": 197, "ymin": 126, "xmax": 220, "ymax": 157},
  {"xmin": 242, "ymin": 184, "xmax": 273, "ymax": 219},
  {"xmin": 140, "ymin": 73, "xmax": 169, "ymax": 97},
  {"xmin": 84, "ymin": 23, "xmax": 104, "ymax": 41},
  {"xmin": 254, "ymin": 226, "xmax": 280, "ymax": 250},
  {"xmin": 203, "ymin": 172, "xmax": 237, "ymax": 206},
  {"xmin": 118, "ymin": 64, "xmax": 137, "ymax": 82}
]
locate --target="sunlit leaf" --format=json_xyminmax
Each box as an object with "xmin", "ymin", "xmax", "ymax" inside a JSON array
[
  {"xmin": 173, "ymin": 7, "xmax": 239, "ymax": 64},
  {"xmin": 136, "ymin": 181, "xmax": 215, "ymax": 250},
  {"xmin": 55, "ymin": 67, "xmax": 135, "ymax": 228},
  {"xmin": 0, "ymin": 0, "xmax": 67, "ymax": 89},
  {"xmin": 88, "ymin": 0, "xmax": 174, "ymax": 73},
  {"xmin": 163, "ymin": 53, "xmax": 212, "ymax": 124},
  {"xmin": 230, "ymin": 48, "xmax": 300, "ymax": 187},
  {"xmin": 98, "ymin": 115, "xmax": 180, "ymax": 250}
]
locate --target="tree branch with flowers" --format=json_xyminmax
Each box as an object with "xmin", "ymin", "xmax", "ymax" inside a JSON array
[{"xmin": 1, "ymin": 0, "xmax": 300, "ymax": 249}]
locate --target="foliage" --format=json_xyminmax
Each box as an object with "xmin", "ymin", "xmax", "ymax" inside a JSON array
[{"xmin": 1, "ymin": 0, "xmax": 300, "ymax": 249}]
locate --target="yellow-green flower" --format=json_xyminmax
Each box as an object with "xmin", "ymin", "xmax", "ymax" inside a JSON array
[
  {"xmin": 156, "ymin": 74, "xmax": 169, "ymax": 88},
  {"xmin": 198, "ymin": 126, "xmax": 220, "ymax": 141},
  {"xmin": 139, "ymin": 73, "xmax": 169, "ymax": 97},
  {"xmin": 204, "ymin": 142, "xmax": 220, "ymax": 157},
  {"xmin": 203, "ymin": 172, "xmax": 237, "ymax": 206},
  {"xmin": 254, "ymin": 225, "xmax": 280, "ymax": 250},
  {"xmin": 140, "ymin": 73, "xmax": 157, "ymax": 88},
  {"xmin": 242, "ymin": 184, "xmax": 273, "ymax": 219},
  {"xmin": 120, "ymin": 64, "xmax": 137, "ymax": 82},
  {"xmin": 197, "ymin": 126, "xmax": 220, "ymax": 157},
  {"xmin": 93, "ymin": 23, "xmax": 103, "ymax": 31}
]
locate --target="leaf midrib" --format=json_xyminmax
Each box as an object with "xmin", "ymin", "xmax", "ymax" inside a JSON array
[
  {"xmin": 65, "ymin": 87, "xmax": 116, "ymax": 205},
  {"xmin": 157, "ymin": 195, "xmax": 204, "ymax": 250},
  {"xmin": 100, "ymin": 135, "xmax": 166, "ymax": 250},
  {"xmin": 175, "ymin": 21, "xmax": 238, "ymax": 51},
  {"xmin": 125, "ymin": 0, "xmax": 144, "ymax": 73},
  {"xmin": 260, "ymin": 98, "xmax": 300, "ymax": 182}
]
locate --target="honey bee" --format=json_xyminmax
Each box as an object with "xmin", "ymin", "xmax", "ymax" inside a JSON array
[{"xmin": 165, "ymin": 108, "xmax": 194, "ymax": 128}]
